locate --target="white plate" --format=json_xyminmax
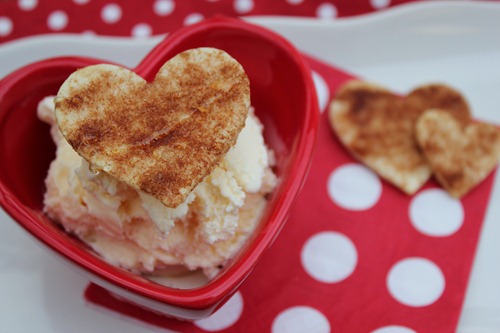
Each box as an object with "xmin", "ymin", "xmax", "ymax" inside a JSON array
[{"xmin": 1, "ymin": 2, "xmax": 500, "ymax": 332}]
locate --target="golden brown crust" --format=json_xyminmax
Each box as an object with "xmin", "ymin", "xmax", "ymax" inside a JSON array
[
  {"xmin": 416, "ymin": 109, "xmax": 500, "ymax": 198},
  {"xmin": 55, "ymin": 47, "xmax": 250, "ymax": 207},
  {"xmin": 328, "ymin": 80, "xmax": 471, "ymax": 195},
  {"xmin": 406, "ymin": 84, "xmax": 471, "ymax": 126}
]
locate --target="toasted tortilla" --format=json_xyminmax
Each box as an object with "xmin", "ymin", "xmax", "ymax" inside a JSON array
[
  {"xmin": 55, "ymin": 47, "xmax": 250, "ymax": 208},
  {"xmin": 329, "ymin": 80, "xmax": 471, "ymax": 194}
]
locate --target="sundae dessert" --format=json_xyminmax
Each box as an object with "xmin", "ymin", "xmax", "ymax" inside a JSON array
[{"xmin": 38, "ymin": 48, "xmax": 276, "ymax": 277}]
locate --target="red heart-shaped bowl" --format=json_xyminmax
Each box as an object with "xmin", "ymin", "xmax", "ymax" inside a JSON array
[{"xmin": 0, "ymin": 17, "xmax": 318, "ymax": 319}]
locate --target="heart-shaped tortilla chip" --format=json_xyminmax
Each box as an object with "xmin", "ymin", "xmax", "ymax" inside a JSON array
[
  {"xmin": 55, "ymin": 47, "xmax": 250, "ymax": 208},
  {"xmin": 329, "ymin": 80, "xmax": 471, "ymax": 194},
  {"xmin": 416, "ymin": 109, "xmax": 500, "ymax": 198}
]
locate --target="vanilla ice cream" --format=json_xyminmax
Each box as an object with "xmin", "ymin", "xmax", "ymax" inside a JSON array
[{"xmin": 38, "ymin": 96, "xmax": 276, "ymax": 277}]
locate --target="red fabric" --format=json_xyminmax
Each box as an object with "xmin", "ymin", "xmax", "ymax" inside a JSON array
[{"xmin": 0, "ymin": 0, "xmax": 421, "ymax": 43}]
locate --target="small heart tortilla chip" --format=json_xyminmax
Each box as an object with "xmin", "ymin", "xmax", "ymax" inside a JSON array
[
  {"xmin": 416, "ymin": 109, "xmax": 500, "ymax": 198},
  {"xmin": 55, "ymin": 47, "xmax": 250, "ymax": 208},
  {"xmin": 329, "ymin": 80, "xmax": 471, "ymax": 194}
]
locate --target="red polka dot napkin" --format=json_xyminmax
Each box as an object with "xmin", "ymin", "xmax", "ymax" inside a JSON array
[
  {"xmin": 0, "ymin": 0, "xmax": 420, "ymax": 43},
  {"xmin": 85, "ymin": 56, "xmax": 497, "ymax": 333}
]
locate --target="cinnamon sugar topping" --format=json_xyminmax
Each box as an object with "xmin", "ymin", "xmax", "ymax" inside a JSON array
[{"xmin": 55, "ymin": 47, "xmax": 250, "ymax": 207}]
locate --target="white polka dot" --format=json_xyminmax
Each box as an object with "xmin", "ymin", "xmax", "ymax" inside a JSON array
[
  {"xmin": 387, "ymin": 257, "xmax": 445, "ymax": 307},
  {"xmin": 154, "ymin": 0, "xmax": 175, "ymax": 16},
  {"xmin": 131, "ymin": 23, "xmax": 152, "ymax": 38},
  {"xmin": 194, "ymin": 292, "xmax": 243, "ymax": 331},
  {"xmin": 101, "ymin": 4, "xmax": 122, "ymax": 24},
  {"xmin": 47, "ymin": 11, "xmax": 68, "ymax": 31},
  {"xmin": 316, "ymin": 3, "xmax": 337, "ymax": 19},
  {"xmin": 371, "ymin": 0, "xmax": 391, "ymax": 9},
  {"xmin": 409, "ymin": 188, "xmax": 464, "ymax": 237},
  {"xmin": 371, "ymin": 326, "xmax": 417, "ymax": 333},
  {"xmin": 73, "ymin": 0, "xmax": 90, "ymax": 4},
  {"xmin": 312, "ymin": 71, "xmax": 329, "ymax": 113},
  {"xmin": 82, "ymin": 30, "xmax": 96, "ymax": 38},
  {"xmin": 234, "ymin": 0, "xmax": 254, "ymax": 14},
  {"xmin": 184, "ymin": 13, "xmax": 204, "ymax": 26},
  {"xmin": 286, "ymin": 0, "xmax": 304, "ymax": 4},
  {"xmin": 302, "ymin": 231, "xmax": 357, "ymax": 283},
  {"xmin": 18, "ymin": 0, "xmax": 37, "ymax": 11},
  {"xmin": 272, "ymin": 306, "xmax": 330, "ymax": 333},
  {"xmin": 327, "ymin": 164, "xmax": 382, "ymax": 210},
  {"xmin": 0, "ymin": 17, "xmax": 13, "ymax": 37}
]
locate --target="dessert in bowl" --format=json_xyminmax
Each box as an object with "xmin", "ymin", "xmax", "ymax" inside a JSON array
[{"xmin": 0, "ymin": 17, "xmax": 318, "ymax": 319}]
